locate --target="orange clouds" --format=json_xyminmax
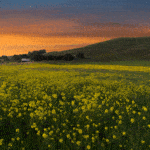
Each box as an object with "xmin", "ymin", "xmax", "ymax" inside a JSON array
[
  {"xmin": 0, "ymin": 18, "xmax": 78, "ymax": 37},
  {"xmin": 0, "ymin": 9, "xmax": 150, "ymax": 57},
  {"xmin": 0, "ymin": 34, "xmax": 111, "ymax": 56}
]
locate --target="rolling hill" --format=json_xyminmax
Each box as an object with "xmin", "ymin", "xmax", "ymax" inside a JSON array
[{"xmin": 45, "ymin": 36, "xmax": 150, "ymax": 63}]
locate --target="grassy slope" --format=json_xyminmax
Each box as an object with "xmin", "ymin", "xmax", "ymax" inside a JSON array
[{"xmin": 45, "ymin": 36, "xmax": 150, "ymax": 64}]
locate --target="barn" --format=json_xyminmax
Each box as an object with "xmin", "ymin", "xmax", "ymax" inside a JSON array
[{"xmin": 21, "ymin": 58, "xmax": 31, "ymax": 62}]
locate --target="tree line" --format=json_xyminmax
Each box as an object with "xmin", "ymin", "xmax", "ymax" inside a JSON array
[{"xmin": 0, "ymin": 49, "xmax": 85, "ymax": 63}]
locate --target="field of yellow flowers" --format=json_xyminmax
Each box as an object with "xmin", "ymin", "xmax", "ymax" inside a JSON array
[{"xmin": 0, "ymin": 61, "xmax": 150, "ymax": 150}]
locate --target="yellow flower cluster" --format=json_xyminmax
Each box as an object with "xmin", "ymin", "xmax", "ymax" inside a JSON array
[{"xmin": 0, "ymin": 61, "xmax": 150, "ymax": 149}]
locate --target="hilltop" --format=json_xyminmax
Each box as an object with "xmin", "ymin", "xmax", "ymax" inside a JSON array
[{"xmin": 44, "ymin": 36, "xmax": 150, "ymax": 63}]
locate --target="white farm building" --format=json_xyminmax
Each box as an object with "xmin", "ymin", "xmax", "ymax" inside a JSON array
[{"xmin": 21, "ymin": 58, "xmax": 31, "ymax": 62}]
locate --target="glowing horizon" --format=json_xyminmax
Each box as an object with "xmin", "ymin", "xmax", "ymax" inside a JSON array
[{"xmin": 0, "ymin": 1, "xmax": 150, "ymax": 57}]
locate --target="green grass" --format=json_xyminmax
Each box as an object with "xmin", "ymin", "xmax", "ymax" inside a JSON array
[{"xmin": 44, "ymin": 36, "xmax": 150, "ymax": 63}]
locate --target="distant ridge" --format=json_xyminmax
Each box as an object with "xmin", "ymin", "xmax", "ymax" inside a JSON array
[{"xmin": 45, "ymin": 36, "xmax": 150, "ymax": 62}]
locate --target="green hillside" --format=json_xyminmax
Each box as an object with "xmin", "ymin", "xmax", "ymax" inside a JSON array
[{"xmin": 46, "ymin": 36, "xmax": 150, "ymax": 63}]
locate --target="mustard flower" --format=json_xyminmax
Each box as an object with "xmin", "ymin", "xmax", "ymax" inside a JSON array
[
  {"xmin": 118, "ymin": 120, "xmax": 122, "ymax": 124},
  {"xmin": 142, "ymin": 106, "xmax": 147, "ymax": 111},
  {"xmin": 105, "ymin": 127, "xmax": 108, "ymax": 130},
  {"xmin": 59, "ymin": 138, "xmax": 63, "ymax": 143},
  {"xmin": 67, "ymin": 134, "xmax": 71, "ymax": 139},
  {"xmin": 93, "ymin": 123, "xmax": 95, "ymax": 127},
  {"xmin": 44, "ymin": 128, "xmax": 47, "ymax": 131},
  {"xmin": 30, "ymin": 112, "xmax": 34, "ymax": 118},
  {"xmin": 17, "ymin": 113, "xmax": 22, "ymax": 117},
  {"xmin": 35, "ymin": 128, "xmax": 38, "ymax": 131},
  {"xmin": 78, "ymin": 129, "xmax": 82, "ymax": 134},
  {"xmin": 87, "ymin": 145, "xmax": 91, "ymax": 149},
  {"xmin": 11, "ymin": 138, "xmax": 15, "ymax": 142},
  {"xmin": 86, "ymin": 124, "xmax": 90, "ymax": 129},
  {"xmin": 142, "ymin": 116, "xmax": 146, "ymax": 120},
  {"xmin": 130, "ymin": 118, "xmax": 134, "ymax": 123},
  {"xmin": 16, "ymin": 137, "xmax": 20, "ymax": 141},
  {"xmin": 92, "ymin": 137, "xmax": 95, "ymax": 142},
  {"xmin": 52, "ymin": 109, "xmax": 56, "ymax": 114},
  {"xmin": 115, "ymin": 110, "xmax": 119, "ymax": 114},
  {"xmin": 77, "ymin": 124, "xmax": 80, "ymax": 127},
  {"xmin": 119, "ymin": 115, "xmax": 122, "ymax": 119},
  {"xmin": 42, "ymin": 133, "xmax": 48, "ymax": 138},
  {"xmin": 73, "ymin": 132, "xmax": 76, "ymax": 136},
  {"xmin": 37, "ymin": 131, "xmax": 40, "ymax": 136},
  {"xmin": 0, "ymin": 139, "xmax": 4, "ymax": 145},
  {"xmin": 8, "ymin": 143, "xmax": 13, "ymax": 147},
  {"xmin": 49, "ymin": 131, "xmax": 53, "ymax": 135},
  {"xmin": 113, "ymin": 135, "xmax": 116, "ymax": 139},
  {"xmin": 132, "ymin": 111, "xmax": 136, "ymax": 114},
  {"xmin": 104, "ymin": 109, "xmax": 109, "ymax": 113},
  {"xmin": 110, "ymin": 107, "xmax": 114, "ymax": 112},
  {"xmin": 73, "ymin": 108, "xmax": 78, "ymax": 113},
  {"xmin": 71, "ymin": 100, "xmax": 75, "ymax": 106},
  {"xmin": 52, "ymin": 94, "xmax": 57, "ymax": 99},
  {"xmin": 98, "ymin": 105, "xmax": 102, "ymax": 109},
  {"xmin": 71, "ymin": 140, "xmax": 75, "ymax": 143},
  {"xmin": 86, "ymin": 116, "xmax": 89, "ymax": 120},
  {"xmin": 141, "ymin": 140, "xmax": 145, "ymax": 144},
  {"xmin": 76, "ymin": 141, "xmax": 81, "ymax": 146},
  {"xmin": 83, "ymin": 135, "xmax": 89, "ymax": 139}
]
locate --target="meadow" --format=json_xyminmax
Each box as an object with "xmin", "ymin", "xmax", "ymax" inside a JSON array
[{"xmin": 0, "ymin": 60, "xmax": 150, "ymax": 150}]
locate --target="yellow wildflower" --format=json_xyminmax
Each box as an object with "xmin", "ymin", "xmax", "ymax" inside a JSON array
[
  {"xmin": 59, "ymin": 138, "xmax": 63, "ymax": 143},
  {"xmin": 142, "ymin": 106, "xmax": 147, "ymax": 111},
  {"xmin": 87, "ymin": 145, "xmax": 91, "ymax": 149},
  {"xmin": 76, "ymin": 141, "xmax": 81, "ymax": 146},
  {"xmin": 42, "ymin": 133, "xmax": 48, "ymax": 138},
  {"xmin": 78, "ymin": 129, "xmax": 82, "ymax": 134},
  {"xmin": 141, "ymin": 140, "xmax": 145, "ymax": 144},
  {"xmin": 131, "ymin": 118, "xmax": 134, "ymax": 123}
]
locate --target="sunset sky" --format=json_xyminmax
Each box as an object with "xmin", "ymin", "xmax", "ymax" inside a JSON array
[{"xmin": 0, "ymin": 0, "xmax": 150, "ymax": 57}]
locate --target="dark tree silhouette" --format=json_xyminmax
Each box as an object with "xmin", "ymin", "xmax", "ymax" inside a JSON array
[
  {"xmin": 62, "ymin": 54, "xmax": 74, "ymax": 61},
  {"xmin": 11, "ymin": 55, "xmax": 22, "ymax": 62},
  {"xmin": 47, "ymin": 55, "xmax": 56, "ymax": 60},
  {"xmin": 20, "ymin": 54, "xmax": 30, "ymax": 58},
  {"xmin": 76, "ymin": 52, "xmax": 85, "ymax": 59},
  {"xmin": 55, "ymin": 55, "xmax": 64, "ymax": 60},
  {"xmin": 2, "ymin": 55, "xmax": 9, "ymax": 61},
  {"xmin": 38, "ymin": 49, "xmax": 46, "ymax": 55}
]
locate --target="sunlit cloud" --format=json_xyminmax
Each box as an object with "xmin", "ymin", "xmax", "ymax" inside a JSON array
[{"xmin": 0, "ymin": 7, "xmax": 150, "ymax": 56}]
